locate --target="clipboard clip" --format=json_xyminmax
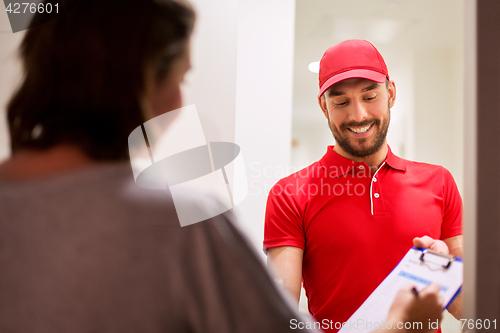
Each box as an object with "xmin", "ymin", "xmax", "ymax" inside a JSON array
[{"xmin": 419, "ymin": 249, "xmax": 456, "ymax": 269}]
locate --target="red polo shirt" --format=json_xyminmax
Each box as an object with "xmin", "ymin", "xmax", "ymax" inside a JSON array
[{"xmin": 264, "ymin": 146, "xmax": 462, "ymax": 331}]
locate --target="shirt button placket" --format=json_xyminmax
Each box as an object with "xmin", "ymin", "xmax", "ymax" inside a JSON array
[{"xmin": 370, "ymin": 162, "xmax": 386, "ymax": 215}]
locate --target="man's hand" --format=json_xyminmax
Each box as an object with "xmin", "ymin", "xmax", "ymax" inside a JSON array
[
  {"xmin": 412, "ymin": 235, "xmax": 463, "ymax": 319},
  {"xmin": 379, "ymin": 283, "xmax": 444, "ymax": 333},
  {"xmin": 413, "ymin": 236, "xmax": 449, "ymax": 254}
]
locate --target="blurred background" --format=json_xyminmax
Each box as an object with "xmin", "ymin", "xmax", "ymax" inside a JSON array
[{"xmin": 0, "ymin": 0, "xmax": 466, "ymax": 331}]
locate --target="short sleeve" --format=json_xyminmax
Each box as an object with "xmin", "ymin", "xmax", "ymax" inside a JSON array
[
  {"xmin": 263, "ymin": 180, "xmax": 306, "ymax": 252},
  {"xmin": 441, "ymin": 168, "xmax": 463, "ymax": 240}
]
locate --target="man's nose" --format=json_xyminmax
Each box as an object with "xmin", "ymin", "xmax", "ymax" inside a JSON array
[{"xmin": 349, "ymin": 100, "xmax": 368, "ymax": 122}]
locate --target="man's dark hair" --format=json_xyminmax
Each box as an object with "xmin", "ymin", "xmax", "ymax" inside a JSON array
[{"xmin": 7, "ymin": 0, "xmax": 195, "ymax": 160}]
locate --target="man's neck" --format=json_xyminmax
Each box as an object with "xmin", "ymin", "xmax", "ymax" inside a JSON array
[{"xmin": 333, "ymin": 143, "xmax": 389, "ymax": 172}]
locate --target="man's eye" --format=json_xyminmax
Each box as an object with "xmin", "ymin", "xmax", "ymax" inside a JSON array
[
  {"xmin": 365, "ymin": 95, "xmax": 377, "ymax": 101},
  {"xmin": 334, "ymin": 101, "xmax": 348, "ymax": 106}
]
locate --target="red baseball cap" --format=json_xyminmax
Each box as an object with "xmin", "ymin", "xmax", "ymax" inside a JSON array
[{"xmin": 318, "ymin": 39, "xmax": 389, "ymax": 97}]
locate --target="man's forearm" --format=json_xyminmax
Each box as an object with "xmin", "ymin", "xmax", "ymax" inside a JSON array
[{"xmin": 267, "ymin": 246, "xmax": 304, "ymax": 302}]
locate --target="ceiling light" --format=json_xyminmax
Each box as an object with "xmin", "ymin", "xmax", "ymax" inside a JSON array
[{"xmin": 308, "ymin": 61, "xmax": 320, "ymax": 73}]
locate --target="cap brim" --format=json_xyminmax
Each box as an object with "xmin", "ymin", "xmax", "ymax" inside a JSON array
[{"xmin": 318, "ymin": 69, "xmax": 387, "ymax": 97}]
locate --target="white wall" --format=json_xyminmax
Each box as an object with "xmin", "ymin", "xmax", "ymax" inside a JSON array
[
  {"xmin": 185, "ymin": 0, "xmax": 297, "ymax": 256},
  {"xmin": 233, "ymin": 0, "xmax": 296, "ymax": 255},
  {"xmin": 0, "ymin": 3, "xmax": 23, "ymax": 162},
  {"xmin": 183, "ymin": 0, "xmax": 238, "ymax": 145},
  {"xmin": 414, "ymin": 47, "xmax": 464, "ymax": 191}
]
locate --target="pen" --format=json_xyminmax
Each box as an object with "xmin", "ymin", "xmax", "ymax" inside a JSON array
[{"xmin": 411, "ymin": 287, "xmax": 419, "ymax": 297}]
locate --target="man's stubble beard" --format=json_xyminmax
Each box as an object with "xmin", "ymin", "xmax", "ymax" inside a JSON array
[{"xmin": 327, "ymin": 104, "xmax": 391, "ymax": 158}]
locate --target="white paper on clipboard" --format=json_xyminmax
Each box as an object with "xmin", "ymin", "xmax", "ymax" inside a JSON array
[{"xmin": 338, "ymin": 247, "xmax": 463, "ymax": 333}]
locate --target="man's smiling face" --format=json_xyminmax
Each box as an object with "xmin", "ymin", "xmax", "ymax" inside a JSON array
[{"xmin": 319, "ymin": 77, "xmax": 396, "ymax": 158}]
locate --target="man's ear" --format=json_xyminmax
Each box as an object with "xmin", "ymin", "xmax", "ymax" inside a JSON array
[
  {"xmin": 318, "ymin": 95, "xmax": 329, "ymax": 119},
  {"xmin": 388, "ymin": 80, "xmax": 396, "ymax": 108}
]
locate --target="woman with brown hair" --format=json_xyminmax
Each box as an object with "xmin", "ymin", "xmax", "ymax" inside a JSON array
[{"xmin": 0, "ymin": 1, "xmax": 319, "ymax": 331}]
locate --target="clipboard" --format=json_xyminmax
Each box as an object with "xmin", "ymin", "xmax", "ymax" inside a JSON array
[{"xmin": 338, "ymin": 247, "xmax": 463, "ymax": 333}]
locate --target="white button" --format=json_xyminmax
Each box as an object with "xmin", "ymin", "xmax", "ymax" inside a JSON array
[
  {"xmin": 374, "ymin": 193, "xmax": 380, "ymax": 198},
  {"xmin": 358, "ymin": 165, "xmax": 364, "ymax": 170},
  {"xmin": 373, "ymin": 177, "xmax": 377, "ymax": 182}
]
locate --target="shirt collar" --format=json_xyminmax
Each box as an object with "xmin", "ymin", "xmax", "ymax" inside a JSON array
[
  {"xmin": 319, "ymin": 145, "xmax": 406, "ymax": 177},
  {"xmin": 384, "ymin": 146, "xmax": 406, "ymax": 172}
]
